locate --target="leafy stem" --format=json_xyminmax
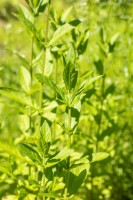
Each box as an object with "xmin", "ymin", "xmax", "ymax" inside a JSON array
[
  {"xmin": 36, "ymin": 1, "xmax": 51, "ymax": 199},
  {"xmin": 29, "ymin": 17, "xmax": 35, "ymax": 135},
  {"xmin": 37, "ymin": 0, "xmax": 51, "ymax": 135},
  {"xmin": 64, "ymin": 90, "xmax": 72, "ymax": 199},
  {"xmin": 96, "ymin": 74, "xmax": 105, "ymax": 151}
]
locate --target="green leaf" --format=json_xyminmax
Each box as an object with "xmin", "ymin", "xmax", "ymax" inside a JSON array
[
  {"xmin": 46, "ymin": 149, "xmax": 73, "ymax": 168},
  {"xmin": 77, "ymin": 30, "xmax": 89, "ymax": 55},
  {"xmin": 18, "ymin": 4, "xmax": 33, "ymax": 22},
  {"xmin": 68, "ymin": 170, "xmax": 86, "ymax": 195},
  {"xmin": 48, "ymin": 19, "xmax": 81, "ymax": 46},
  {"xmin": 0, "ymin": 88, "xmax": 32, "ymax": 106},
  {"xmin": 52, "ymin": 149, "xmax": 73, "ymax": 160},
  {"xmin": 94, "ymin": 60, "xmax": 104, "ymax": 75},
  {"xmin": 63, "ymin": 62, "xmax": 78, "ymax": 91},
  {"xmin": 61, "ymin": 6, "xmax": 73, "ymax": 22},
  {"xmin": 19, "ymin": 66, "xmax": 31, "ymax": 93},
  {"xmin": 79, "ymin": 75, "xmax": 102, "ymax": 94},
  {"xmin": 16, "ymin": 4, "xmax": 39, "ymax": 39},
  {"xmin": 37, "ymin": 0, "xmax": 48, "ymax": 14},
  {"xmin": 36, "ymin": 74, "xmax": 66, "ymax": 103},
  {"xmin": 64, "ymin": 45, "xmax": 76, "ymax": 64},
  {"xmin": 44, "ymin": 48, "xmax": 53, "ymax": 76},
  {"xmin": 110, "ymin": 32, "xmax": 120, "ymax": 45},
  {"xmin": 41, "ymin": 121, "xmax": 51, "ymax": 144},
  {"xmin": 18, "ymin": 143, "xmax": 42, "ymax": 165},
  {"xmin": 91, "ymin": 152, "xmax": 109, "ymax": 163},
  {"xmin": 104, "ymin": 83, "xmax": 115, "ymax": 97},
  {"xmin": 32, "ymin": 0, "xmax": 40, "ymax": 7},
  {"xmin": 65, "ymin": 100, "xmax": 81, "ymax": 132},
  {"xmin": 40, "ymin": 121, "xmax": 51, "ymax": 154},
  {"xmin": 68, "ymin": 156, "xmax": 89, "ymax": 195}
]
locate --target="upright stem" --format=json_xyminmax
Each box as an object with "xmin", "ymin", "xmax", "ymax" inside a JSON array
[
  {"xmin": 37, "ymin": 1, "xmax": 51, "ymax": 199},
  {"xmin": 96, "ymin": 74, "xmax": 105, "ymax": 151},
  {"xmin": 64, "ymin": 91, "xmax": 72, "ymax": 199},
  {"xmin": 29, "ymin": 17, "xmax": 35, "ymax": 135},
  {"xmin": 37, "ymin": 0, "xmax": 51, "ymax": 135}
]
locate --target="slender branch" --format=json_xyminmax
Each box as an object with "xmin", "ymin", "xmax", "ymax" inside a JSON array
[
  {"xmin": 96, "ymin": 74, "xmax": 105, "ymax": 151},
  {"xmin": 29, "ymin": 30, "xmax": 34, "ymax": 135},
  {"xmin": 36, "ymin": 1, "xmax": 51, "ymax": 199},
  {"xmin": 64, "ymin": 91, "xmax": 72, "ymax": 199},
  {"xmin": 37, "ymin": 0, "xmax": 51, "ymax": 136}
]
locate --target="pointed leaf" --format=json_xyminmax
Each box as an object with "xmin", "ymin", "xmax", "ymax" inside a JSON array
[
  {"xmin": 41, "ymin": 121, "xmax": 51, "ymax": 143},
  {"xmin": 46, "ymin": 149, "xmax": 74, "ymax": 168},
  {"xmin": 91, "ymin": 152, "xmax": 109, "ymax": 163},
  {"xmin": 94, "ymin": 60, "xmax": 104, "ymax": 75},
  {"xmin": 18, "ymin": 143, "xmax": 42, "ymax": 165},
  {"xmin": 40, "ymin": 121, "xmax": 51, "ymax": 154},
  {"xmin": 65, "ymin": 100, "xmax": 81, "ymax": 132},
  {"xmin": 63, "ymin": 62, "xmax": 78, "ymax": 91},
  {"xmin": 52, "ymin": 149, "xmax": 73, "ymax": 161},
  {"xmin": 44, "ymin": 48, "xmax": 53, "ymax": 76},
  {"xmin": 16, "ymin": 5, "xmax": 39, "ymax": 39},
  {"xmin": 48, "ymin": 19, "xmax": 81, "ymax": 46},
  {"xmin": 61, "ymin": 6, "xmax": 73, "ymax": 22},
  {"xmin": 19, "ymin": 66, "xmax": 31, "ymax": 93},
  {"xmin": 68, "ymin": 170, "xmax": 86, "ymax": 195}
]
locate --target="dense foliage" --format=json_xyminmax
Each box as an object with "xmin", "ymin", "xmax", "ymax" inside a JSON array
[{"xmin": 0, "ymin": 0, "xmax": 133, "ymax": 200}]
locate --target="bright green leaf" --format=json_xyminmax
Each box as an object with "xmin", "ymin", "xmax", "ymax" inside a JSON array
[
  {"xmin": 46, "ymin": 149, "xmax": 74, "ymax": 168},
  {"xmin": 44, "ymin": 48, "xmax": 53, "ymax": 76},
  {"xmin": 52, "ymin": 148, "xmax": 73, "ymax": 160},
  {"xmin": 48, "ymin": 19, "xmax": 81, "ymax": 46},
  {"xmin": 91, "ymin": 152, "xmax": 109, "ymax": 163},
  {"xmin": 19, "ymin": 66, "xmax": 31, "ymax": 93}
]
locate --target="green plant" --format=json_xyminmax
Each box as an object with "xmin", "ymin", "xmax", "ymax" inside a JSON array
[{"xmin": 1, "ymin": 1, "xmax": 133, "ymax": 200}]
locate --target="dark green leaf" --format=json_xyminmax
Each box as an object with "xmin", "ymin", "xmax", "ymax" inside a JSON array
[
  {"xmin": 69, "ymin": 19, "xmax": 81, "ymax": 26},
  {"xmin": 63, "ymin": 62, "xmax": 78, "ymax": 91},
  {"xmin": 68, "ymin": 170, "xmax": 87, "ymax": 195},
  {"xmin": 18, "ymin": 143, "xmax": 42, "ymax": 165},
  {"xmin": 46, "ymin": 149, "xmax": 73, "ymax": 168},
  {"xmin": 94, "ymin": 60, "xmax": 104, "ymax": 75},
  {"xmin": 104, "ymin": 83, "xmax": 115, "ymax": 97}
]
